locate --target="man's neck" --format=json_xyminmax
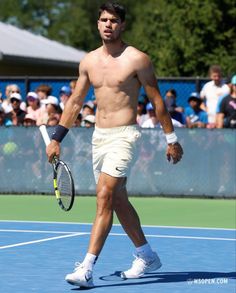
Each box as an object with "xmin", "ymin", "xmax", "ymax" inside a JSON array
[{"xmin": 102, "ymin": 40, "xmax": 126, "ymax": 57}]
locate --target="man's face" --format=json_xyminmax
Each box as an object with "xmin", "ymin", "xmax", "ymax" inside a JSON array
[
  {"xmin": 210, "ymin": 72, "xmax": 221, "ymax": 86},
  {"xmin": 98, "ymin": 10, "xmax": 125, "ymax": 43},
  {"xmin": 11, "ymin": 98, "xmax": 20, "ymax": 110}
]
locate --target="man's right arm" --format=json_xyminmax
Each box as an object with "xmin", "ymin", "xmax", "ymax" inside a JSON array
[
  {"xmin": 59, "ymin": 59, "xmax": 91, "ymax": 128},
  {"xmin": 46, "ymin": 57, "xmax": 91, "ymax": 162}
]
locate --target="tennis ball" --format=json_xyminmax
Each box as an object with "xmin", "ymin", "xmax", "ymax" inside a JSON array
[{"xmin": 3, "ymin": 142, "xmax": 18, "ymax": 155}]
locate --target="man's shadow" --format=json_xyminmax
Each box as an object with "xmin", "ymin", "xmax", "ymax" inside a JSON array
[{"xmin": 72, "ymin": 271, "xmax": 236, "ymax": 290}]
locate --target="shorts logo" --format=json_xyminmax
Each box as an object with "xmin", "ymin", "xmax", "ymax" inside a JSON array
[{"xmin": 115, "ymin": 167, "xmax": 123, "ymax": 172}]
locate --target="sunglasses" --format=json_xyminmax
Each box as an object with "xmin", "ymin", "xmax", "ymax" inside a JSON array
[
  {"xmin": 27, "ymin": 97, "xmax": 37, "ymax": 102},
  {"xmin": 11, "ymin": 98, "xmax": 20, "ymax": 103}
]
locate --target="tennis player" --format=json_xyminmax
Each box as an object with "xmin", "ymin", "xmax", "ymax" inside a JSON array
[{"xmin": 46, "ymin": 2, "xmax": 183, "ymax": 288}]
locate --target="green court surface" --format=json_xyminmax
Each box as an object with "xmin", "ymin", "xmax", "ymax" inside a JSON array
[{"xmin": 0, "ymin": 195, "xmax": 235, "ymax": 229}]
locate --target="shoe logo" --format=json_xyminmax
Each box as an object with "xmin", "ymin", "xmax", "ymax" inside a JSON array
[
  {"xmin": 115, "ymin": 167, "xmax": 123, "ymax": 172},
  {"xmin": 85, "ymin": 273, "xmax": 92, "ymax": 282}
]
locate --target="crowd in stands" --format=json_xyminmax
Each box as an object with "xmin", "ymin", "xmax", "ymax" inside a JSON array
[{"xmin": 0, "ymin": 65, "xmax": 235, "ymax": 129}]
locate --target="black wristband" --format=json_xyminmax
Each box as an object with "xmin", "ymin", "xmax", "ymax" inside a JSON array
[{"xmin": 51, "ymin": 125, "xmax": 69, "ymax": 142}]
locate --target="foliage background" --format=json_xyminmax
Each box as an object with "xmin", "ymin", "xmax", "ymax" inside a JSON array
[{"xmin": 0, "ymin": 0, "xmax": 235, "ymax": 77}]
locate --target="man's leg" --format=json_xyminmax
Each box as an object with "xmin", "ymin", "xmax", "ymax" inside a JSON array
[
  {"xmin": 113, "ymin": 177, "xmax": 147, "ymax": 247},
  {"xmin": 87, "ymin": 172, "xmax": 122, "ymax": 255},
  {"xmin": 114, "ymin": 178, "xmax": 162, "ymax": 279},
  {"xmin": 65, "ymin": 172, "xmax": 123, "ymax": 287}
]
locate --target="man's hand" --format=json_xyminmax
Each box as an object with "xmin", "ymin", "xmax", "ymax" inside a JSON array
[
  {"xmin": 166, "ymin": 142, "xmax": 183, "ymax": 164},
  {"xmin": 46, "ymin": 140, "xmax": 60, "ymax": 163}
]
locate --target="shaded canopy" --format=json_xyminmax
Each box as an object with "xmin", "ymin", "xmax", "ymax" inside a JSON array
[{"xmin": 0, "ymin": 21, "xmax": 87, "ymax": 76}]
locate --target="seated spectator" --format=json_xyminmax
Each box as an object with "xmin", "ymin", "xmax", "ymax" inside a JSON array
[
  {"xmin": 81, "ymin": 101, "xmax": 95, "ymax": 119},
  {"xmin": 59, "ymin": 85, "xmax": 71, "ymax": 111},
  {"xmin": 142, "ymin": 102, "xmax": 184, "ymax": 128},
  {"xmin": 23, "ymin": 113, "xmax": 37, "ymax": 127},
  {"xmin": 70, "ymin": 80, "xmax": 77, "ymax": 93},
  {"xmin": 35, "ymin": 84, "xmax": 52, "ymax": 103},
  {"xmin": 141, "ymin": 103, "xmax": 159, "ymax": 128},
  {"xmin": 164, "ymin": 89, "xmax": 185, "ymax": 125},
  {"xmin": 26, "ymin": 92, "xmax": 41, "ymax": 120},
  {"xmin": 217, "ymin": 75, "xmax": 236, "ymax": 128},
  {"xmin": 136, "ymin": 96, "xmax": 148, "ymax": 126},
  {"xmin": 0, "ymin": 107, "xmax": 6, "ymax": 126},
  {"xmin": 1, "ymin": 84, "xmax": 26, "ymax": 113},
  {"xmin": 185, "ymin": 92, "xmax": 208, "ymax": 128},
  {"xmin": 82, "ymin": 114, "xmax": 95, "ymax": 128},
  {"xmin": 73, "ymin": 113, "xmax": 82, "ymax": 127},
  {"xmin": 38, "ymin": 96, "xmax": 61, "ymax": 125},
  {"xmin": 165, "ymin": 88, "xmax": 184, "ymax": 113},
  {"xmin": 5, "ymin": 93, "xmax": 26, "ymax": 126},
  {"xmin": 47, "ymin": 115, "xmax": 60, "ymax": 126},
  {"xmin": 200, "ymin": 65, "xmax": 230, "ymax": 128}
]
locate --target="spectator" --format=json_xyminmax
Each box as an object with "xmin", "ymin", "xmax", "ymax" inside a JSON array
[
  {"xmin": 70, "ymin": 80, "xmax": 77, "ymax": 93},
  {"xmin": 141, "ymin": 102, "xmax": 159, "ymax": 128},
  {"xmin": 217, "ymin": 75, "xmax": 236, "ymax": 128},
  {"xmin": 82, "ymin": 114, "xmax": 96, "ymax": 128},
  {"xmin": 23, "ymin": 113, "xmax": 37, "ymax": 127},
  {"xmin": 47, "ymin": 115, "xmax": 60, "ymax": 126},
  {"xmin": 0, "ymin": 107, "xmax": 6, "ymax": 126},
  {"xmin": 35, "ymin": 84, "xmax": 52, "ymax": 102},
  {"xmin": 185, "ymin": 92, "xmax": 208, "ymax": 128},
  {"xmin": 6, "ymin": 93, "xmax": 26, "ymax": 126},
  {"xmin": 164, "ymin": 88, "xmax": 185, "ymax": 124},
  {"xmin": 38, "ymin": 95, "xmax": 61, "ymax": 125},
  {"xmin": 59, "ymin": 85, "xmax": 72, "ymax": 111},
  {"xmin": 73, "ymin": 113, "xmax": 82, "ymax": 127},
  {"xmin": 136, "ymin": 96, "xmax": 148, "ymax": 126},
  {"xmin": 81, "ymin": 100, "xmax": 95, "ymax": 119},
  {"xmin": 1, "ymin": 84, "xmax": 27, "ymax": 114},
  {"xmin": 26, "ymin": 92, "xmax": 41, "ymax": 120},
  {"xmin": 200, "ymin": 65, "xmax": 230, "ymax": 128},
  {"xmin": 142, "ymin": 102, "xmax": 184, "ymax": 128}
]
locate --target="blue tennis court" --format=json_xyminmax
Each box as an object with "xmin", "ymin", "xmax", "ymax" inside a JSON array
[{"xmin": 0, "ymin": 220, "xmax": 235, "ymax": 293}]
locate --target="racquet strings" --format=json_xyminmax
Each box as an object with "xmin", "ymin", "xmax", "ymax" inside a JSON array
[{"xmin": 56, "ymin": 162, "xmax": 73, "ymax": 209}]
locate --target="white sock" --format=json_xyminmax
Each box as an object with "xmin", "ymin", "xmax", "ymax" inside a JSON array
[
  {"xmin": 136, "ymin": 243, "xmax": 154, "ymax": 260},
  {"xmin": 82, "ymin": 253, "xmax": 97, "ymax": 271}
]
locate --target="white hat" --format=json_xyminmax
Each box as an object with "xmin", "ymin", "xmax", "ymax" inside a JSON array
[
  {"xmin": 26, "ymin": 92, "xmax": 39, "ymax": 100},
  {"xmin": 83, "ymin": 100, "xmax": 95, "ymax": 110},
  {"xmin": 41, "ymin": 95, "xmax": 59, "ymax": 106},
  {"xmin": 10, "ymin": 93, "xmax": 22, "ymax": 101},
  {"xmin": 84, "ymin": 115, "xmax": 95, "ymax": 124},
  {"xmin": 24, "ymin": 113, "xmax": 36, "ymax": 121}
]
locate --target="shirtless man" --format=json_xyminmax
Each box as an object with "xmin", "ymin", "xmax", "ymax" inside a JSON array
[{"xmin": 46, "ymin": 2, "xmax": 183, "ymax": 288}]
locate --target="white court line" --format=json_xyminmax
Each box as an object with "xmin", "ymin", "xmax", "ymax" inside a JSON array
[
  {"xmin": 110, "ymin": 233, "xmax": 236, "ymax": 242},
  {"xmin": 0, "ymin": 232, "xmax": 88, "ymax": 250},
  {"xmin": 0, "ymin": 220, "xmax": 235, "ymax": 231},
  {"xmin": 0, "ymin": 229, "xmax": 75, "ymax": 234},
  {"xmin": 0, "ymin": 229, "xmax": 235, "ymax": 251}
]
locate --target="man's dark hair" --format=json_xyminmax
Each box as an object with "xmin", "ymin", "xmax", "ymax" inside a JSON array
[{"xmin": 99, "ymin": 2, "xmax": 126, "ymax": 22}]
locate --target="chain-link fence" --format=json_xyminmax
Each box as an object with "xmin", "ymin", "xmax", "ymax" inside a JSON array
[{"xmin": 0, "ymin": 127, "xmax": 235, "ymax": 197}]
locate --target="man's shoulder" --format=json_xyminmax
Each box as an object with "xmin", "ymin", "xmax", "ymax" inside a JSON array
[
  {"xmin": 82, "ymin": 48, "xmax": 100, "ymax": 61},
  {"xmin": 126, "ymin": 46, "xmax": 149, "ymax": 59},
  {"xmin": 125, "ymin": 46, "xmax": 151, "ymax": 70}
]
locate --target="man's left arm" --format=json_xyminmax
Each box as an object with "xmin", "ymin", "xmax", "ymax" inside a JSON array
[{"xmin": 136, "ymin": 53, "xmax": 183, "ymax": 164}]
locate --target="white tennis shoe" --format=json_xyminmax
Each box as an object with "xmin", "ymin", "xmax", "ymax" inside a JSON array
[
  {"xmin": 65, "ymin": 263, "xmax": 94, "ymax": 288},
  {"xmin": 121, "ymin": 252, "xmax": 162, "ymax": 279}
]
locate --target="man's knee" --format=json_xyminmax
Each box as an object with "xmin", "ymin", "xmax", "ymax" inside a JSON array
[{"xmin": 96, "ymin": 185, "xmax": 113, "ymax": 215}]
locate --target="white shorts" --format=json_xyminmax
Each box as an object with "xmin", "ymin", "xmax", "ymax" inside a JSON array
[{"xmin": 92, "ymin": 125, "xmax": 141, "ymax": 183}]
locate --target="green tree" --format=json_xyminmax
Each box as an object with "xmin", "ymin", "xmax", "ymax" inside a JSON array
[{"xmin": 0, "ymin": 0, "xmax": 235, "ymax": 77}]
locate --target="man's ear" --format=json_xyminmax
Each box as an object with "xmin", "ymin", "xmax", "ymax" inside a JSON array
[{"xmin": 121, "ymin": 21, "xmax": 126, "ymax": 31}]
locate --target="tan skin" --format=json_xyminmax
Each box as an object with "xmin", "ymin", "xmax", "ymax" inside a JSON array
[{"xmin": 46, "ymin": 10, "xmax": 183, "ymax": 256}]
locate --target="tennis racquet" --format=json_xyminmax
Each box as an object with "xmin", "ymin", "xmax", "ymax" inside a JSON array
[{"xmin": 39, "ymin": 125, "xmax": 75, "ymax": 211}]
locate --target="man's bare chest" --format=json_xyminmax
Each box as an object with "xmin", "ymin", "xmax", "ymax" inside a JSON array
[{"xmin": 88, "ymin": 58, "xmax": 137, "ymax": 88}]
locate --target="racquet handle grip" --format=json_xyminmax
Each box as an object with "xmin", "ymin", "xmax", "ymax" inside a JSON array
[{"xmin": 39, "ymin": 125, "xmax": 51, "ymax": 146}]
